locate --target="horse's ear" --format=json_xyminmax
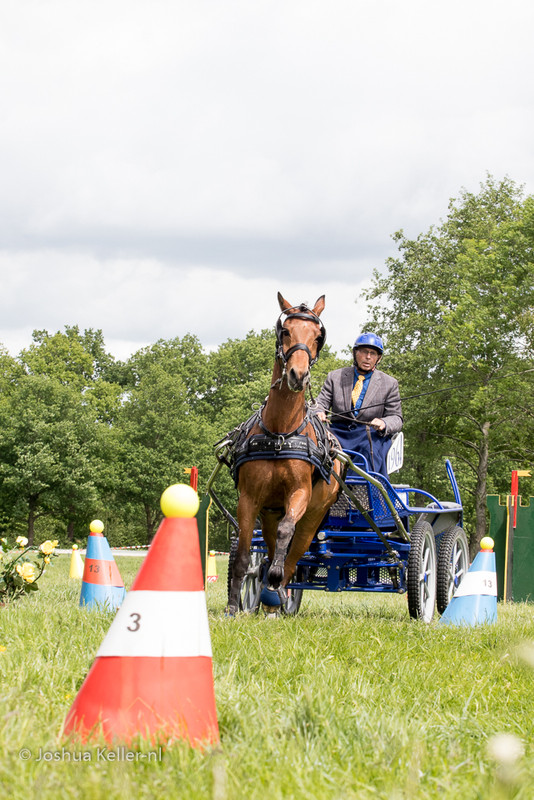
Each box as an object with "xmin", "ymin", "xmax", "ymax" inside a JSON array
[
  {"xmin": 278, "ymin": 292, "xmax": 292, "ymax": 312},
  {"xmin": 313, "ymin": 295, "xmax": 326, "ymax": 317}
]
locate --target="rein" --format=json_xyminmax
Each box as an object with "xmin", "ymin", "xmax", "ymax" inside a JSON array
[{"xmin": 319, "ymin": 365, "xmax": 534, "ymax": 427}]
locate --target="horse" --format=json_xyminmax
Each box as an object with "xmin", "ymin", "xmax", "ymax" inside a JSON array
[{"xmin": 226, "ymin": 292, "xmax": 342, "ymax": 615}]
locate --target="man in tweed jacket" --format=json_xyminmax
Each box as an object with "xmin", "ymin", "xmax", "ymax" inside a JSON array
[{"xmin": 315, "ymin": 332, "xmax": 402, "ymax": 475}]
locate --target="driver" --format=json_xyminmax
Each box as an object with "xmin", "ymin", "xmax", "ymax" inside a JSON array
[{"xmin": 314, "ymin": 333, "xmax": 403, "ymax": 475}]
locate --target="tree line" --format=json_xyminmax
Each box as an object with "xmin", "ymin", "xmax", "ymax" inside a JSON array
[{"xmin": 1, "ymin": 176, "xmax": 532, "ymax": 553}]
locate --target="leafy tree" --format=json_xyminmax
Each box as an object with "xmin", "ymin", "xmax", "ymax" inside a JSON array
[
  {"xmin": 0, "ymin": 346, "xmax": 25, "ymax": 385},
  {"xmin": 19, "ymin": 326, "xmax": 126, "ymax": 424},
  {"xmin": 0, "ymin": 376, "xmax": 105, "ymax": 542},
  {"xmin": 363, "ymin": 176, "xmax": 534, "ymax": 552},
  {"xmin": 1, "ymin": 330, "xmax": 124, "ymax": 541},
  {"xmin": 21, "ymin": 322, "xmax": 125, "ymax": 423},
  {"xmin": 124, "ymin": 334, "xmax": 209, "ymax": 404},
  {"xmin": 204, "ymin": 329, "xmax": 275, "ymax": 425},
  {"xmin": 115, "ymin": 358, "xmax": 217, "ymax": 542},
  {"xmin": 22, "ymin": 327, "xmax": 98, "ymax": 387}
]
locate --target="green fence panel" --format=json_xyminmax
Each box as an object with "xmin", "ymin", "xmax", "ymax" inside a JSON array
[{"xmin": 487, "ymin": 495, "xmax": 533, "ymax": 602}]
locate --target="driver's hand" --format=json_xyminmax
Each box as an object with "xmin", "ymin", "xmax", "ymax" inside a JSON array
[{"xmin": 369, "ymin": 417, "xmax": 386, "ymax": 431}]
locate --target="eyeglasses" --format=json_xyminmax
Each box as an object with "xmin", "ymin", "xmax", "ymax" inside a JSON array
[{"xmin": 355, "ymin": 347, "xmax": 380, "ymax": 358}]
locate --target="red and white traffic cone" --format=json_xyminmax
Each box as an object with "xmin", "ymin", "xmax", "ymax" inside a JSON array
[{"xmin": 64, "ymin": 484, "xmax": 219, "ymax": 747}]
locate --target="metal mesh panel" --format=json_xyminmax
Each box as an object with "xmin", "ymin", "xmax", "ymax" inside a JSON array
[
  {"xmin": 379, "ymin": 567, "xmax": 397, "ymax": 586},
  {"xmin": 369, "ymin": 479, "xmax": 406, "ymax": 522},
  {"xmin": 328, "ymin": 474, "xmax": 408, "ymax": 524},
  {"xmin": 329, "ymin": 482, "xmax": 370, "ymax": 517},
  {"xmin": 347, "ymin": 566, "xmax": 399, "ymax": 587}
]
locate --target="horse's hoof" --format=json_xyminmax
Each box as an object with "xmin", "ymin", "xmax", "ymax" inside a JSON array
[
  {"xmin": 267, "ymin": 565, "xmax": 283, "ymax": 588},
  {"xmin": 262, "ymin": 604, "xmax": 280, "ymax": 618},
  {"xmin": 224, "ymin": 605, "xmax": 238, "ymax": 618}
]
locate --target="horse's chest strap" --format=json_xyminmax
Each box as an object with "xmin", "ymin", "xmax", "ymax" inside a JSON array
[
  {"xmin": 233, "ymin": 432, "xmax": 333, "ymax": 485},
  {"xmin": 238, "ymin": 433, "xmax": 311, "ymax": 458}
]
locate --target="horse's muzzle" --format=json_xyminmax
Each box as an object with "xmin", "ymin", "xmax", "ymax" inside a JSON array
[{"xmin": 287, "ymin": 368, "xmax": 310, "ymax": 392}]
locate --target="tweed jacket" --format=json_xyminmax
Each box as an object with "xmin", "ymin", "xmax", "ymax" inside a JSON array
[{"xmin": 315, "ymin": 367, "xmax": 403, "ymax": 437}]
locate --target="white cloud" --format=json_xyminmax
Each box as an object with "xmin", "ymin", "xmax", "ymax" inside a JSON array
[
  {"xmin": 0, "ymin": 251, "xmax": 372, "ymax": 359},
  {"xmin": 0, "ymin": 0, "xmax": 532, "ymax": 360}
]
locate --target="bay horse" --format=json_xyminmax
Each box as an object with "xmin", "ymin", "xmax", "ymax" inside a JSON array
[{"xmin": 226, "ymin": 292, "xmax": 342, "ymax": 615}]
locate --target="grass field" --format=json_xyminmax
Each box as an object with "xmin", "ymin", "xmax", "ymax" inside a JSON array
[{"xmin": 1, "ymin": 554, "xmax": 533, "ymax": 799}]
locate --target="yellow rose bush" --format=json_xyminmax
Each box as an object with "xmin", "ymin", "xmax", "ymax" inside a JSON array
[{"xmin": 0, "ymin": 537, "xmax": 58, "ymax": 603}]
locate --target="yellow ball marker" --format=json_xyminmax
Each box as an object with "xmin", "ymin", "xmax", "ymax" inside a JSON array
[
  {"xmin": 90, "ymin": 519, "xmax": 104, "ymax": 534},
  {"xmin": 480, "ymin": 536, "xmax": 494, "ymax": 551},
  {"xmin": 160, "ymin": 484, "xmax": 200, "ymax": 518}
]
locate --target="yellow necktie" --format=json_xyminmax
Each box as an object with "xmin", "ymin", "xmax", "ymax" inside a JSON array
[{"xmin": 351, "ymin": 374, "xmax": 365, "ymax": 408}]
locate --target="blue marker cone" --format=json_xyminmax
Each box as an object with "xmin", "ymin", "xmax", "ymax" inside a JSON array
[
  {"xmin": 439, "ymin": 537, "xmax": 497, "ymax": 626},
  {"xmin": 79, "ymin": 520, "xmax": 126, "ymax": 610}
]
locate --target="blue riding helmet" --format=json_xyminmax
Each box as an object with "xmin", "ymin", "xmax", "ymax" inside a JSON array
[{"xmin": 353, "ymin": 332, "xmax": 384, "ymax": 354}]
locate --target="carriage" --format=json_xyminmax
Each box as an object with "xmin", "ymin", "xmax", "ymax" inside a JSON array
[
  {"xmin": 209, "ymin": 292, "xmax": 469, "ymax": 623},
  {"xmin": 208, "ymin": 433, "xmax": 469, "ymax": 623}
]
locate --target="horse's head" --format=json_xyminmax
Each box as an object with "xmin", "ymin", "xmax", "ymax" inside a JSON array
[{"xmin": 276, "ymin": 292, "xmax": 326, "ymax": 392}]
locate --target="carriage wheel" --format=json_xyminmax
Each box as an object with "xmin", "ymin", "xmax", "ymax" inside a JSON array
[
  {"xmin": 283, "ymin": 588, "xmax": 303, "ymax": 615},
  {"xmin": 436, "ymin": 526, "xmax": 469, "ymax": 615},
  {"xmin": 227, "ymin": 538, "xmax": 263, "ymax": 613},
  {"xmin": 407, "ymin": 521, "xmax": 437, "ymax": 623},
  {"xmin": 282, "ymin": 568, "xmax": 306, "ymax": 615}
]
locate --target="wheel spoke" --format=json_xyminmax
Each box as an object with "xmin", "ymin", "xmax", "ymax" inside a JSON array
[
  {"xmin": 436, "ymin": 525, "xmax": 469, "ymax": 616},
  {"xmin": 408, "ymin": 522, "xmax": 437, "ymax": 622}
]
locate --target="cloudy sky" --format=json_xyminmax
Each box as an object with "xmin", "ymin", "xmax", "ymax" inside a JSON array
[{"xmin": 1, "ymin": 0, "xmax": 533, "ymax": 360}]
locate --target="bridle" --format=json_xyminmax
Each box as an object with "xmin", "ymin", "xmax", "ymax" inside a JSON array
[
  {"xmin": 270, "ymin": 304, "xmax": 326, "ymax": 397},
  {"xmin": 275, "ymin": 304, "xmax": 326, "ymax": 369}
]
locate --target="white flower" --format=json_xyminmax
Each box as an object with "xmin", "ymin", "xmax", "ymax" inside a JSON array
[
  {"xmin": 516, "ymin": 642, "xmax": 534, "ymax": 669},
  {"xmin": 487, "ymin": 733, "xmax": 524, "ymax": 765}
]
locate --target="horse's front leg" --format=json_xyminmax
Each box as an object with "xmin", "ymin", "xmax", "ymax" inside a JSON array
[
  {"xmin": 267, "ymin": 486, "xmax": 310, "ymax": 589},
  {"xmin": 282, "ymin": 464, "xmax": 341, "ymax": 587},
  {"xmin": 227, "ymin": 497, "xmax": 258, "ymax": 616}
]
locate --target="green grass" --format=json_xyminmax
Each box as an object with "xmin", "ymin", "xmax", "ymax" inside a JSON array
[{"xmin": 1, "ymin": 555, "xmax": 533, "ymax": 799}]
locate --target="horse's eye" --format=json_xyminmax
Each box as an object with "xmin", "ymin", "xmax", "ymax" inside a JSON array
[{"xmin": 281, "ymin": 329, "xmax": 290, "ymax": 337}]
